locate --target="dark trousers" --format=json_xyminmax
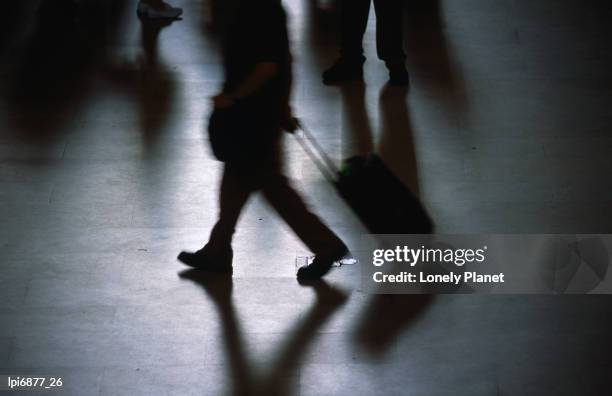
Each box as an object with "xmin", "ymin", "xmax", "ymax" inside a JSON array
[
  {"xmin": 340, "ymin": 0, "xmax": 405, "ymax": 64},
  {"xmin": 207, "ymin": 151, "xmax": 343, "ymax": 256}
]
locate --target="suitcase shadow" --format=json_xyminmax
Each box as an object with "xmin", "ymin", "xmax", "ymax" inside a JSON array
[
  {"xmin": 378, "ymin": 84, "xmax": 421, "ymax": 196},
  {"xmin": 339, "ymin": 82, "xmax": 435, "ymax": 355},
  {"xmin": 340, "ymin": 82, "xmax": 421, "ymax": 198},
  {"xmin": 404, "ymin": 0, "xmax": 468, "ymax": 125},
  {"xmin": 353, "ymin": 294, "xmax": 434, "ymax": 357}
]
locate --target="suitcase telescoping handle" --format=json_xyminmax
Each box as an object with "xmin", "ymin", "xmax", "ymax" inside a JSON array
[{"xmin": 292, "ymin": 118, "xmax": 339, "ymax": 184}]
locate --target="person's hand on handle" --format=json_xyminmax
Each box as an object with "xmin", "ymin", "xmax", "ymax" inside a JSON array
[
  {"xmin": 283, "ymin": 117, "xmax": 300, "ymax": 133},
  {"xmin": 281, "ymin": 105, "xmax": 299, "ymax": 133}
]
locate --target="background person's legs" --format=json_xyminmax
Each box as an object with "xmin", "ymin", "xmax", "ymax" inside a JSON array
[
  {"xmin": 372, "ymin": 0, "xmax": 405, "ymax": 65},
  {"xmin": 339, "ymin": 0, "xmax": 372, "ymax": 62},
  {"xmin": 324, "ymin": 0, "xmax": 408, "ymax": 85},
  {"xmin": 322, "ymin": 0, "xmax": 371, "ymax": 84},
  {"xmin": 373, "ymin": 0, "xmax": 408, "ymax": 85}
]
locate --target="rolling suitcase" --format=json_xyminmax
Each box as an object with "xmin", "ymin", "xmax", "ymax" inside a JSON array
[{"xmin": 294, "ymin": 120, "xmax": 433, "ymax": 234}]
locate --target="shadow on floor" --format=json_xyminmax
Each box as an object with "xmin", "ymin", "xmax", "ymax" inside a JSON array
[
  {"xmin": 178, "ymin": 269, "xmax": 348, "ymax": 396},
  {"xmin": 339, "ymin": 81, "xmax": 424, "ymax": 203},
  {"xmin": 377, "ymin": 83, "xmax": 420, "ymax": 195},
  {"xmin": 104, "ymin": 16, "xmax": 179, "ymax": 153},
  {"xmin": 404, "ymin": 0, "xmax": 468, "ymax": 124},
  {"xmin": 353, "ymin": 294, "xmax": 434, "ymax": 357},
  {"xmin": 336, "ymin": 80, "xmax": 434, "ymax": 357}
]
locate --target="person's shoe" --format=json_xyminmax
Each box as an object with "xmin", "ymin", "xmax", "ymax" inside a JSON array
[
  {"xmin": 322, "ymin": 58, "xmax": 365, "ymax": 85},
  {"xmin": 387, "ymin": 63, "xmax": 409, "ymax": 86},
  {"xmin": 297, "ymin": 243, "xmax": 348, "ymax": 281},
  {"xmin": 137, "ymin": 1, "xmax": 183, "ymax": 19},
  {"xmin": 177, "ymin": 245, "xmax": 233, "ymax": 274}
]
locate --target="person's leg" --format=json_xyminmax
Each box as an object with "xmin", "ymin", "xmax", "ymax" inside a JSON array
[
  {"xmin": 322, "ymin": 0, "xmax": 371, "ymax": 85},
  {"xmin": 259, "ymin": 166, "xmax": 347, "ymax": 280},
  {"xmin": 177, "ymin": 164, "xmax": 252, "ymax": 272},
  {"xmin": 373, "ymin": 0, "xmax": 408, "ymax": 85},
  {"xmin": 372, "ymin": 0, "xmax": 405, "ymax": 64},
  {"xmin": 206, "ymin": 164, "xmax": 253, "ymax": 250},
  {"xmin": 262, "ymin": 174, "xmax": 344, "ymax": 254},
  {"xmin": 339, "ymin": 0, "xmax": 372, "ymax": 62}
]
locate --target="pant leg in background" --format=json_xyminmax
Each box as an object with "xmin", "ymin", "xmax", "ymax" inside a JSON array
[
  {"xmin": 339, "ymin": 0, "xmax": 372, "ymax": 61},
  {"xmin": 373, "ymin": 0, "xmax": 406, "ymax": 64}
]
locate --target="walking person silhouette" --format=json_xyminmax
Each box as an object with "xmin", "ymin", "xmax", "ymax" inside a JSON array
[{"xmin": 178, "ymin": 0, "xmax": 348, "ymax": 281}]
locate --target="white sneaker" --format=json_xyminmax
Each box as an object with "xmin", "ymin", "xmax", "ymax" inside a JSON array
[{"xmin": 137, "ymin": 1, "xmax": 183, "ymax": 19}]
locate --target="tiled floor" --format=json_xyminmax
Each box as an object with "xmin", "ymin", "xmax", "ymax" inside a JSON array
[{"xmin": 1, "ymin": 0, "xmax": 612, "ymax": 395}]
